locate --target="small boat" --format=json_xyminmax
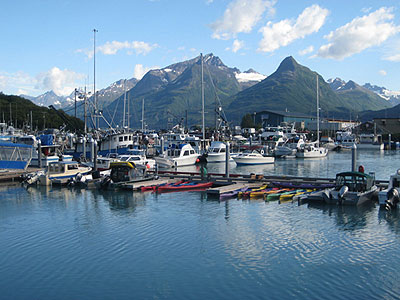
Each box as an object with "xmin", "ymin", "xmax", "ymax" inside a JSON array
[
  {"xmin": 233, "ymin": 150, "xmax": 274, "ymax": 165},
  {"xmin": 97, "ymin": 161, "xmax": 155, "ymax": 190},
  {"xmin": 321, "ymin": 171, "xmax": 378, "ymax": 205},
  {"xmin": 295, "ymin": 142, "xmax": 328, "ymax": 158},
  {"xmin": 38, "ymin": 161, "xmax": 92, "ymax": 185},
  {"xmin": 118, "ymin": 149, "xmax": 156, "ymax": 170},
  {"xmin": 205, "ymin": 141, "xmax": 227, "ymax": 163},
  {"xmin": 157, "ymin": 181, "xmax": 213, "ymax": 192},
  {"xmin": 154, "ymin": 144, "xmax": 199, "ymax": 168},
  {"xmin": 378, "ymin": 169, "xmax": 400, "ymax": 210}
]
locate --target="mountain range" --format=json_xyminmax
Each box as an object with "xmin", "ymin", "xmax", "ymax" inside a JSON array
[{"xmin": 21, "ymin": 54, "xmax": 399, "ymax": 129}]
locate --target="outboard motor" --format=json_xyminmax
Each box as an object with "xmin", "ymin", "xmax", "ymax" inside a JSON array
[
  {"xmin": 385, "ymin": 188, "xmax": 399, "ymax": 211},
  {"xmin": 338, "ymin": 185, "xmax": 349, "ymax": 205},
  {"xmin": 100, "ymin": 176, "xmax": 112, "ymax": 189}
]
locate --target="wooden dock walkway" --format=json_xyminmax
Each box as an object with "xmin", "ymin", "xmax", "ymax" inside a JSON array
[
  {"xmin": 207, "ymin": 182, "xmax": 260, "ymax": 197},
  {"xmin": 119, "ymin": 178, "xmax": 181, "ymax": 191}
]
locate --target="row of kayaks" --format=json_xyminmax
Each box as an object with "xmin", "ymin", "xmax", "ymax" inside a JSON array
[
  {"xmin": 141, "ymin": 180, "xmax": 213, "ymax": 192},
  {"xmin": 220, "ymin": 185, "xmax": 323, "ymax": 201}
]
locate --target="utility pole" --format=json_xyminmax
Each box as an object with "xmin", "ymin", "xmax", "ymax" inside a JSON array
[
  {"xmin": 9, "ymin": 103, "xmax": 11, "ymax": 125},
  {"xmin": 30, "ymin": 111, "xmax": 33, "ymax": 132}
]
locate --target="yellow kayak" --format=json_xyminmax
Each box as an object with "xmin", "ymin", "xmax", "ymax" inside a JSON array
[{"xmin": 238, "ymin": 185, "xmax": 269, "ymax": 197}]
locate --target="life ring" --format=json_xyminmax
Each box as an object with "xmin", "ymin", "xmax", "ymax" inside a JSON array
[
  {"xmin": 358, "ymin": 165, "xmax": 365, "ymax": 173},
  {"xmin": 260, "ymin": 149, "xmax": 265, "ymax": 155}
]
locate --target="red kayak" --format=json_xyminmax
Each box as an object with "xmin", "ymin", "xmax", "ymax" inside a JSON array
[{"xmin": 157, "ymin": 181, "xmax": 213, "ymax": 192}]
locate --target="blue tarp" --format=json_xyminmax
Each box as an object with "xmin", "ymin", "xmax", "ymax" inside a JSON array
[
  {"xmin": 39, "ymin": 134, "xmax": 54, "ymax": 146},
  {"xmin": 0, "ymin": 142, "xmax": 33, "ymax": 148},
  {"xmin": 0, "ymin": 161, "xmax": 28, "ymax": 170}
]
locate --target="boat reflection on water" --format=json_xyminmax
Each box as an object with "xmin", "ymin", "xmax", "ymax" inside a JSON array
[
  {"xmin": 306, "ymin": 202, "xmax": 376, "ymax": 231},
  {"xmin": 100, "ymin": 190, "xmax": 146, "ymax": 211},
  {"xmin": 378, "ymin": 207, "xmax": 400, "ymax": 234}
]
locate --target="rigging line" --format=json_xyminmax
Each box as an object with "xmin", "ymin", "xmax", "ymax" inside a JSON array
[
  {"xmin": 104, "ymin": 106, "xmax": 116, "ymax": 128},
  {"xmin": 204, "ymin": 62, "xmax": 228, "ymax": 124},
  {"xmin": 109, "ymin": 95, "xmax": 121, "ymax": 127}
]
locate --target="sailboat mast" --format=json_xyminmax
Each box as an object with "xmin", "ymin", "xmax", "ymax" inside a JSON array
[
  {"xmin": 123, "ymin": 79, "xmax": 126, "ymax": 128},
  {"xmin": 316, "ymin": 75, "xmax": 320, "ymax": 147},
  {"xmin": 141, "ymin": 98, "xmax": 145, "ymax": 132},
  {"xmin": 201, "ymin": 53, "xmax": 205, "ymax": 142},
  {"xmin": 93, "ymin": 28, "xmax": 98, "ymax": 128}
]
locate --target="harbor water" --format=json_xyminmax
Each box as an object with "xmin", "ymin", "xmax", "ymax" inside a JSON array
[{"xmin": 1, "ymin": 150, "xmax": 400, "ymax": 299}]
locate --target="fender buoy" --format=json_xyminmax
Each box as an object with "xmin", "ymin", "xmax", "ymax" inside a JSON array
[
  {"xmin": 358, "ymin": 165, "xmax": 364, "ymax": 173},
  {"xmin": 260, "ymin": 149, "xmax": 264, "ymax": 155}
]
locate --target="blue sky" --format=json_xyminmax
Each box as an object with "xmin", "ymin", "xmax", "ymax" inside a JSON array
[{"xmin": 1, "ymin": 0, "xmax": 400, "ymax": 97}]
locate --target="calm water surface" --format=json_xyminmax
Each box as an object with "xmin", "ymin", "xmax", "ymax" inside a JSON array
[{"xmin": 1, "ymin": 150, "xmax": 400, "ymax": 299}]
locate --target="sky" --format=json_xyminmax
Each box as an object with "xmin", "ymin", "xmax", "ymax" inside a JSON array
[{"xmin": 1, "ymin": 0, "xmax": 400, "ymax": 97}]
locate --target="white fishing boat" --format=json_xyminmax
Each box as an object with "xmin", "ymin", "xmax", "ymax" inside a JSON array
[
  {"xmin": 206, "ymin": 141, "xmax": 227, "ymax": 163},
  {"xmin": 233, "ymin": 150, "xmax": 274, "ymax": 165},
  {"xmin": 154, "ymin": 144, "xmax": 199, "ymax": 168},
  {"xmin": 38, "ymin": 161, "xmax": 92, "ymax": 185},
  {"xmin": 296, "ymin": 142, "xmax": 328, "ymax": 158}
]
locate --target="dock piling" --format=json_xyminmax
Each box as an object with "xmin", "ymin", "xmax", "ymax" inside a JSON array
[
  {"xmin": 225, "ymin": 142, "xmax": 230, "ymax": 178},
  {"xmin": 352, "ymin": 143, "xmax": 357, "ymax": 172}
]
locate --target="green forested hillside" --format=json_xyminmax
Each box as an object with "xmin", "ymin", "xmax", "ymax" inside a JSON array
[{"xmin": 0, "ymin": 93, "xmax": 84, "ymax": 131}]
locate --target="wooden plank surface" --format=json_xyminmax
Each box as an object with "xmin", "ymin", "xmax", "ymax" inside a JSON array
[
  {"xmin": 121, "ymin": 178, "xmax": 180, "ymax": 190},
  {"xmin": 207, "ymin": 182, "xmax": 260, "ymax": 195}
]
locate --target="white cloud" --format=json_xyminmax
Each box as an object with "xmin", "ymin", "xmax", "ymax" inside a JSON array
[
  {"xmin": 385, "ymin": 53, "xmax": 400, "ymax": 61},
  {"xmin": 133, "ymin": 64, "xmax": 158, "ymax": 80},
  {"xmin": 98, "ymin": 40, "xmax": 157, "ymax": 56},
  {"xmin": 258, "ymin": 4, "xmax": 329, "ymax": 52},
  {"xmin": 36, "ymin": 67, "xmax": 85, "ymax": 96},
  {"xmin": 317, "ymin": 7, "xmax": 400, "ymax": 60},
  {"xmin": 0, "ymin": 71, "xmax": 38, "ymax": 95},
  {"xmin": 206, "ymin": 0, "xmax": 214, "ymax": 4},
  {"xmin": 299, "ymin": 45, "xmax": 314, "ymax": 55},
  {"xmin": 226, "ymin": 39, "xmax": 244, "ymax": 52},
  {"xmin": 379, "ymin": 70, "xmax": 387, "ymax": 76},
  {"xmin": 77, "ymin": 40, "xmax": 158, "ymax": 58},
  {"xmin": 210, "ymin": 0, "xmax": 276, "ymax": 40}
]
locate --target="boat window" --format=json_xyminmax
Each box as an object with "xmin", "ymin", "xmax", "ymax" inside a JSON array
[
  {"xmin": 190, "ymin": 150, "xmax": 195, "ymax": 154},
  {"xmin": 119, "ymin": 137, "xmax": 123, "ymax": 142},
  {"xmin": 124, "ymin": 136, "xmax": 128, "ymax": 141},
  {"xmin": 67, "ymin": 164, "xmax": 78, "ymax": 170},
  {"xmin": 175, "ymin": 150, "xmax": 181, "ymax": 156},
  {"xmin": 183, "ymin": 150, "xmax": 189, "ymax": 156},
  {"xmin": 114, "ymin": 137, "xmax": 116, "ymax": 141},
  {"xmin": 220, "ymin": 148, "xmax": 226, "ymax": 153},
  {"xmin": 129, "ymin": 136, "xmax": 132, "ymax": 141}
]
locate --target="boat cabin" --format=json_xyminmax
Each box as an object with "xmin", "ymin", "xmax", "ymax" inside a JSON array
[
  {"xmin": 109, "ymin": 161, "xmax": 147, "ymax": 183},
  {"xmin": 48, "ymin": 161, "xmax": 80, "ymax": 174},
  {"xmin": 334, "ymin": 172, "xmax": 375, "ymax": 193}
]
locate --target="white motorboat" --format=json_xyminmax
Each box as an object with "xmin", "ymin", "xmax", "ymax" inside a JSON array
[
  {"xmin": 274, "ymin": 135, "xmax": 305, "ymax": 157},
  {"xmin": 233, "ymin": 150, "xmax": 274, "ymax": 165},
  {"xmin": 378, "ymin": 169, "xmax": 400, "ymax": 209},
  {"xmin": 118, "ymin": 149, "xmax": 156, "ymax": 170},
  {"xmin": 154, "ymin": 144, "xmax": 199, "ymax": 168},
  {"xmin": 296, "ymin": 142, "xmax": 328, "ymax": 158},
  {"xmin": 38, "ymin": 161, "xmax": 92, "ymax": 185},
  {"xmin": 206, "ymin": 141, "xmax": 227, "ymax": 163}
]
